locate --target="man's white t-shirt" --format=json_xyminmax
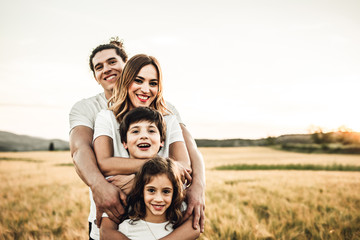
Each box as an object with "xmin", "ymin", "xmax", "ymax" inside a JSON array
[{"xmin": 118, "ymin": 219, "xmax": 173, "ymax": 240}]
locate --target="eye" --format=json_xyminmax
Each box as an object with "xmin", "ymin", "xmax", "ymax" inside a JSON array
[
  {"xmin": 131, "ymin": 130, "xmax": 139, "ymax": 134},
  {"xmin": 109, "ymin": 60, "xmax": 117, "ymax": 65},
  {"xmin": 134, "ymin": 79, "xmax": 143, "ymax": 84},
  {"xmin": 147, "ymin": 188, "xmax": 155, "ymax": 193},
  {"xmin": 95, "ymin": 65, "xmax": 103, "ymax": 71},
  {"xmin": 149, "ymin": 81, "xmax": 158, "ymax": 87},
  {"xmin": 163, "ymin": 189, "xmax": 171, "ymax": 194}
]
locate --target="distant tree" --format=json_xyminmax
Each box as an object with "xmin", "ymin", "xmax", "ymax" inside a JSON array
[
  {"xmin": 265, "ymin": 136, "xmax": 276, "ymax": 145},
  {"xmin": 49, "ymin": 142, "xmax": 55, "ymax": 151}
]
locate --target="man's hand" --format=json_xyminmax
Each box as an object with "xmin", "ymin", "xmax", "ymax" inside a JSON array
[
  {"xmin": 92, "ymin": 180, "xmax": 127, "ymax": 227},
  {"xmin": 183, "ymin": 181, "xmax": 205, "ymax": 233}
]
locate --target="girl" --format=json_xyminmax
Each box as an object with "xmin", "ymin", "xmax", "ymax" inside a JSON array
[{"xmin": 101, "ymin": 156, "xmax": 199, "ymax": 240}]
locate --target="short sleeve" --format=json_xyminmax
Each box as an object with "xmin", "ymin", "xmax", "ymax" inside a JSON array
[
  {"xmin": 166, "ymin": 101, "xmax": 184, "ymax": 125},
  {"xmin": 69, "ymin": 100, "xmax": 96, "ymax": 131},
  {"xmin": 166, "ymin": 115, "xmax": 184, "ymax": 144},
  {"xmin": 93, "ymin": 110, "xmax": 115, "ymax": 142}
]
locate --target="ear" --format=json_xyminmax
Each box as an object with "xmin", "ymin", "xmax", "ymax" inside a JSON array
[
  {"xmin": 160, "ymin": 140, "xmax": 164, "ymax": 148},
  {"xmin": 123, "ymin": 141, "xmax": 128, "ymax": 149}
]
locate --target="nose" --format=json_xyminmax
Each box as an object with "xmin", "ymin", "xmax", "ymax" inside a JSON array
[
  {"xmin": 154, "ymin": 192, "xmax": 163, "ymax": 202},
  {"xmin": 140, "ymin": 133, "xmax": 148, "ymax": 140},
  {"xmin": 103, "ymin": 63, "xmax": 111, "ymax": 74},
  {"xmin": 141, "ymin": 83, "xmax": 150, "ymax": 93}
]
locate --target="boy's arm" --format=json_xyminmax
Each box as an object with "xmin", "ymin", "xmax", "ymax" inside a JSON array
[
  {"xmin": 100, "ymin": 217, "xmax": 130, "ymax": 240},
  {"xmin": 93, "ymin": 135, "xmax": 148, "ymax": 176},
  {"xmin": 160, "ymin": 216, "xmax": 200, "ymax": 240},
  {"xmin": 69, "ymin": 126, "xmax": 127, "ymax": 226},
  {"xmin": 180, "ymin": 125, "xmax": 206, "ymax": 233}
]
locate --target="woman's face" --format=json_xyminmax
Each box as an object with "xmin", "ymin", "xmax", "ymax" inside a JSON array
[{"xmin": 128, "ymin": 64, "xmax": 159, "ymax": 109}]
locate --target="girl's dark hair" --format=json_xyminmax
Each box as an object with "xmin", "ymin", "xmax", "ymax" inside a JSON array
[
  {"xmin": 89, "ymin": 37, "xmax": 128, "ymax": 73},
  {"xmin": 124, "ymin": 156, "xmax": 184, "ymax": 229}
]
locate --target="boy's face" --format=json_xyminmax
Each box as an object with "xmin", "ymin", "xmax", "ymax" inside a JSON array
[{"xmin": 123, "ymin": 120, "xmax": 164, "ymax": 159}]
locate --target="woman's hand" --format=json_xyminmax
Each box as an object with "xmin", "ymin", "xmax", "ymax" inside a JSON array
[
  {"xmin": 107, "ymin": 174, "xmax": 135, "ymax": 195},
  {"xmin": 173, "ymin": 160, "xmax": 192, "ymax": 185}
]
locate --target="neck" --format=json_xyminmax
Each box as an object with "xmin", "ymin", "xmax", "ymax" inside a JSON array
[
  {"xmin": 144, "ymin": 213, "xmax": 167, "ymax": 223},
  {"xmin": 104, "ymin": 90, "xmax": 112, "ymax": 100}
]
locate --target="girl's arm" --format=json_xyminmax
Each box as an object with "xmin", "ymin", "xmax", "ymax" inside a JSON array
[
  {"xmin": 94, "ymin": 135, "xmax": 147, "ymax": 176},
  {"xmin": 160, "ymin": 216, "xmax": 200, "ymax": 240},
  {"xmin": 100, "ymin": 217, "xmax": 130, "ymax": 240}
]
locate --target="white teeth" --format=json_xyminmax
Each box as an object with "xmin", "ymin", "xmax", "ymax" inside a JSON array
[
  {"xmin": 105, "ymin": 75, "xmax": 115, "ymax": 80},
  {"xmin": 138, "ymin": 143, "xmax": 150, "ymax": 148},
  {"xmin": 138, "ymin": 95, "xmax": 149, "ymax": 100}
]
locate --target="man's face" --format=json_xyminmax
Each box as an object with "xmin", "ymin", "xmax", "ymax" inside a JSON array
[
  {"xmin": 92, "ymin": 49, "xmax": 125, "ymax": 98},
  {"xmin": 123, "ymin": 120, "xmax": 164, "ymax": 159}
]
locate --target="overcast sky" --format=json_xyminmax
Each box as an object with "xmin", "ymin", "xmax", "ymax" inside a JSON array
[{"xmin": 0, "ymin": 0, "xmax": 359, "ymax": 141}]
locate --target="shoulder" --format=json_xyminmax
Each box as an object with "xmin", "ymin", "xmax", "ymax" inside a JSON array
[
  {"xmin": 164, "ymin": 114, "xmax": 179, "ymax": 125},
  {"xmin": 71, "ymin": 93, "xmax": 106, "ymax": 111}
]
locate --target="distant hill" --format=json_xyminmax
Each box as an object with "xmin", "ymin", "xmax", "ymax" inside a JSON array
[
  {"xmin": 0, "ymin": 131, "xmax": 69, "ymax": 152},
  {"xmin": 195, "ymin": 134, "xmax": 312, "ymax": 147},
  {"xmin": 0, "ymin": 130, "xmax": 314, "ymax": 151}
]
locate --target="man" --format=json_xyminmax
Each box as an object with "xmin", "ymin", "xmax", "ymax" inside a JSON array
[{"xmin": 69, "ymin": 38, "xmax": 205, "ymax": 239}]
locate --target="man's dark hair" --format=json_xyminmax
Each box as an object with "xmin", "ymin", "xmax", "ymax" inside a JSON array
[{"xmin": 89, "ymin": 37, "xmax": 128, "ymax": 73}]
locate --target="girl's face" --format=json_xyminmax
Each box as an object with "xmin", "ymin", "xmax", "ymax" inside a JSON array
[
  {"xmin": 128, "ymin": 64, "xmax": 159, "ymax": 109},
  {"xmin": 143, "ymin": 174, "xmax": 173, "ymax": 223}
]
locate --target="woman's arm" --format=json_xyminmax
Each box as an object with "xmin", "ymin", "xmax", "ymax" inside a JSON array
[
  {"xmin": 169, "ymin": 141, "xmax": 192, "ymax": 184},
  {"xmin": 94, "ymin": 135, "xmax": 147, "ymax": 176},
  {"xmin": 100, "ymin": 217, "xmax": 130, "ymax": 240}
]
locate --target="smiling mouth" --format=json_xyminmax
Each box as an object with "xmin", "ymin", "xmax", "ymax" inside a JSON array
[
  {"xmin": 137, "ymin": 143, "xmax": 151, "ymax": 150},
  {"xmin": 104, "ymin": 74, "xmax": 116, "ymax": 81},
  {"xmin": 137, "ymin": 95, "xmax": 150, "ymax": 102},
  {"xmin": 151, "ymin": 204, "xmax": 165, "ymax": 211}
]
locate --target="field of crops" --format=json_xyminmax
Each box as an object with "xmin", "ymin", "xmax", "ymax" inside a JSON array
[{"xmin": 0, "ymin": 147, "xmax": 359, "ymax": 239}]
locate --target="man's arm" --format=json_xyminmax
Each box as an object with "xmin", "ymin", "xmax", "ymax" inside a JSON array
[
  {"xmin": 160, "ymin": 216, "xmax": 200, "ymax": 240},
  {"xmin": 180, "ymin": 125, "xmax": 206, "ymax": 233},
  {"xmin": 69, "ymin": 126, "xmax": 126, "ymax": 226}
]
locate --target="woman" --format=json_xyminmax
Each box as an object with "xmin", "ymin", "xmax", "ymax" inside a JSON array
[
  {"xmin": 93, "ymin": 54, "xmax": 191, "ymax": 176},
  {"xmin": 90, "ymin": 54, "xmax": 193, "ymax": 239}
]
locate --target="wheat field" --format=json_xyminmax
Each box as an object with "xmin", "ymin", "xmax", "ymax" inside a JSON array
[{"xmin": 0, "ymin": 147, "xmax": 359, "ymax": 239}]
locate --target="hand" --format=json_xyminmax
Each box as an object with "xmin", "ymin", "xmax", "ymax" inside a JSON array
[
  {"xmin": 173, "ymin": 161, "xmax": 192, "ymax": 185},
  {"xmin": 107, "ymin": 174, "xmax": 135, "ymax": 195},
  {"xmin": 92, "ymin": 180, "xmax": 127, "ymax": 227},
  {"xmin": 183, "ymin": 182, "xmax": 205, "ymax": 233}
]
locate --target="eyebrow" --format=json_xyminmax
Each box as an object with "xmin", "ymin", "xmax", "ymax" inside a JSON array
[
  {"xmin": 94, "ymin": 57, "xmax": 117, "ymax": 69},
  {"xmin": 129, "ymin": 126, "xmax": 139, "ymax": 130}
]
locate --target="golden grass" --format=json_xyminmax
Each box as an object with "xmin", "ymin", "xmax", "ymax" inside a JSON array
[{"xmin": 0, "ymin": 148, "xmax": 359, "ymax": 239}]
